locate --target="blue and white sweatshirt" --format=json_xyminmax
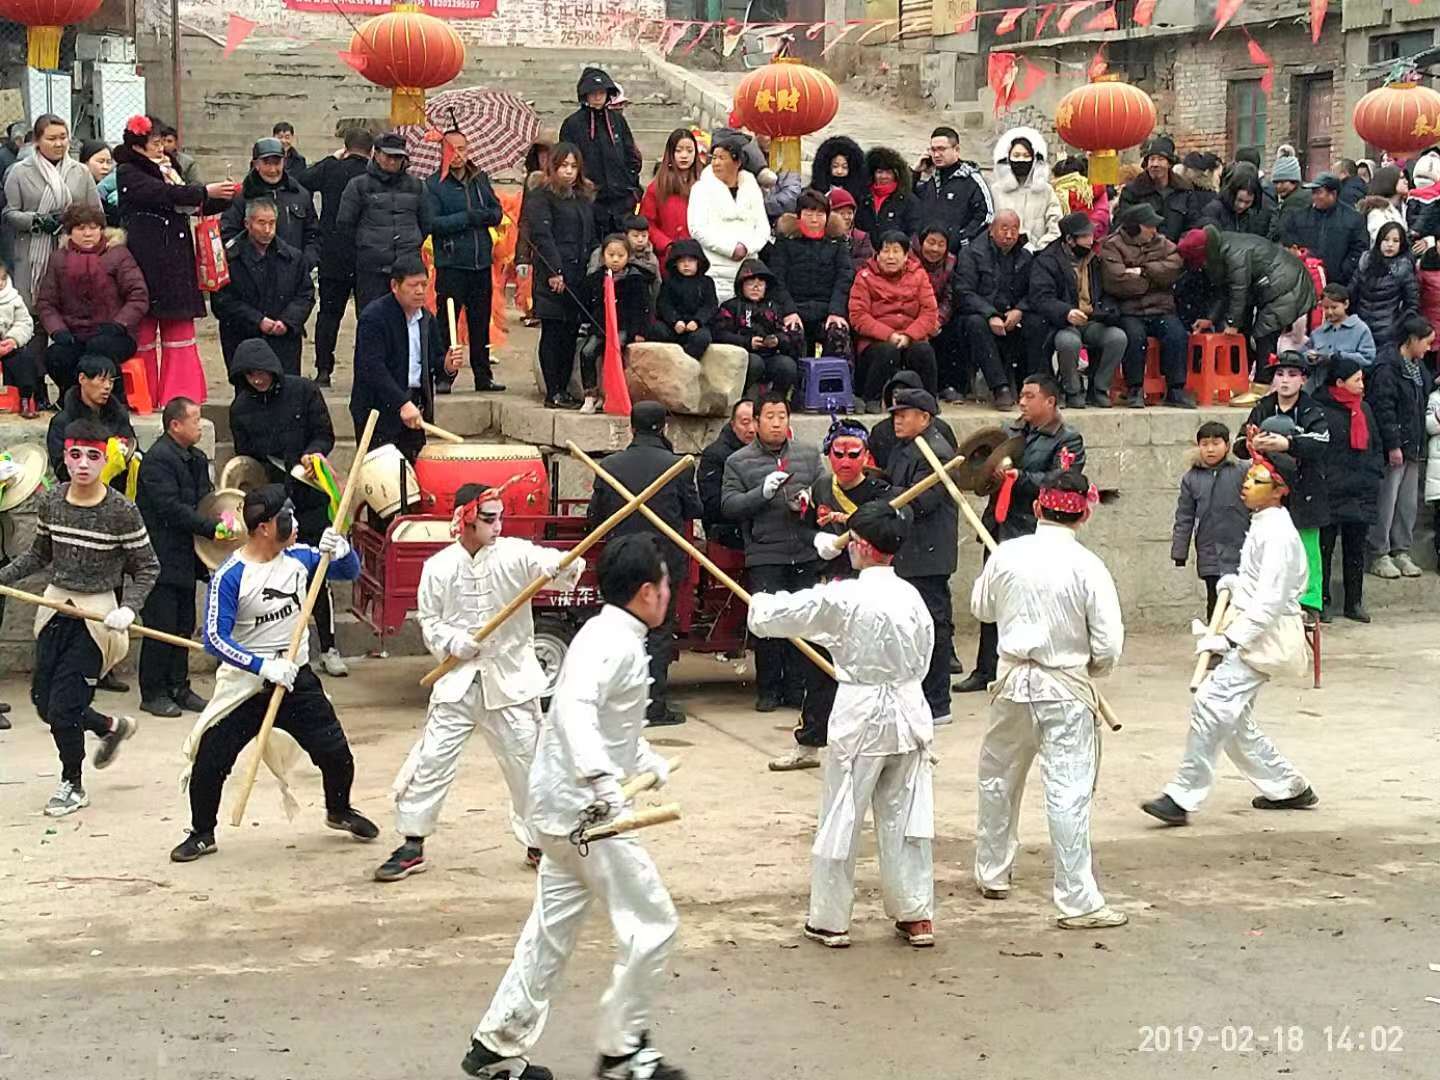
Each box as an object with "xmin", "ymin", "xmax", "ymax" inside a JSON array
[{"xmin": 203, "ymin": 544, "xmax": 360, "ymax": 673}]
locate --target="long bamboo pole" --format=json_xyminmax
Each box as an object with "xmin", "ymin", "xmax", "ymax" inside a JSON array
[{"xmin": 0, "ymin": 583, "xmax": 206, "ymax": 652}]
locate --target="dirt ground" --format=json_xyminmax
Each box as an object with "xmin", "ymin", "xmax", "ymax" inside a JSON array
[{"xmin": 2, "ymin": 615, "xmax": 1438, "ymax": 1079}]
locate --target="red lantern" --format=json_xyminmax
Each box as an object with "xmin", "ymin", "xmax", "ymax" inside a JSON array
[
  {"xmin": 0, "ymin": 0, "xmax": 103, "ymax": 70},
  {"xmin": 348, "ymin": 7, "xmax": 466, "ymax": 127},
  {"xmin": 732, "ymin": 56, "xmax": 839, "ymax": 173},
  {"xmin": 1055, "ymin": 76, "xmax": 1157, "ymax": 185},
  {"xmin": 1352, "ymin": 81, "xmax": 1440, "ymax": 155}
]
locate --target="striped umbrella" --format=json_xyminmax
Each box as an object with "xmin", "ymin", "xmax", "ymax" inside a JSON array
[{"xmin": 399, "ymin": 87, "xmax": 540, "ymax": 177}]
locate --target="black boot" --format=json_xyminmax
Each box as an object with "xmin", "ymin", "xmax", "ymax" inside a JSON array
[
  {"xmin": 1252, "ymin": 786, "xmax": 1318, "ymax": 811},
  {"xmin": 461, "ymin": 1038, "xmax": 553, "ymax": 1079},
  {"xmin": 326, "ymin": 808, "xmax": 380, "ymax": 840},
  {"xmin": 953, "ymin": 671, "xmax": 990, "ymax": 693},
  {"xmin": 1140, "ymin": 794, "xmax": 1189, "ymax": 826}
]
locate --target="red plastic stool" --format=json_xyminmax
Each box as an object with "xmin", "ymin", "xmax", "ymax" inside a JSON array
[
  {"xmin": 0, "ymin": 387, "xmax": 19, "ymax": 413},
  {"xmin": 120, "ymin": 356, "xmax": 153, "ymax": 415},
  {"xmin": 1110, "ymin": 338, "xmax": 1166, "ymax": 404},
  {"xmin": 1185, "ymin": 332, "xmax": 1249, "ymax": 405}
]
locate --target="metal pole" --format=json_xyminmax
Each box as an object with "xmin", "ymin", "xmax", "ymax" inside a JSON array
[{"xmin": 169, "ymin": 0, "xmax": 181, "ymax": 137}]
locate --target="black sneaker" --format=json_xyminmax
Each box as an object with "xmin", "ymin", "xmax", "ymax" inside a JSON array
[
  {"xmin": 476, "ymin": 380, "xmax": 507, "ymax": 393},
  {"xmin": 598, "ymin": 1035, "xmax": 687, "ymax": 1080},
  {"xmin": 170, "ymin": 831, "xmax": 217, "ymax": 862},
  {"xmin": 1165, "ymin": 388, "xmax": 1199, "ymax": 409},
  {"xmin": 327, "ymin": 809, "xmax": 380, "ymax": 841},
  {"xmin": 374, "ymin": 840, "xmax": 427, "ymax": 881},
  {"xmin": 315, "ymin": 371, "xmax": 332, "ymax": 388},
  {"xmin": 140, "ymin": 695, "xmax": 182, "ymax": 718},
  {"xmin": 96, "ymin": 671, "xmax": 129, "ymax": 693},
  {"xmin": 172, "ymin": 687, "xmax": 209, "ymax": 713},
  {"xmin": 755, "ymin": 693, "xmax": 781, "ymax": 713},
  {"xmin": 952, "ymin": 671, "xmax": 990, "ymax": 693},
  {"xmin": 1140, "ymin": 794, "xmax": 1189, "ymax": 826},
  {"xmin": 645, "ymin": 708, "xmax": 686, "ymax": 727},
  {"xmin": 1126, "ymin": 388, "xmax": 1146, "ymax": 409},
  {"xmin": 1252, "ymin": 786, "xmax": 1318, "ymax": 811},
  {"xmin": 1344, "ymin": 606, "xmax": 1371, "ymax": 624},
  {"xmin": 93, "ymin": 715, "xmax": 138, "ymax": 769},
  {"xmin": 461, "ymin": 1038, "xmax": 553, "ymax": 1079}
]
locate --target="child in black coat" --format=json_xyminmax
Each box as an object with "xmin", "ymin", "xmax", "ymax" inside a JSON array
[
  {"xmin": 654, "ymin": 237, "xmax": 719, "ymax": 360},
  {"xmin": 578, "ymin": 233, "xmax": 657, "ymax": 412},
  {"xmin": 711, "ymin": 258, "xmax": 803, "ymax": 395}
]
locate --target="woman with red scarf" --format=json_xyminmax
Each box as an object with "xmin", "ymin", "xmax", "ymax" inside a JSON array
[
  {"xmin": 1314, "ymin": 355, "xmax": 1382, "ymax": 622},
  {"xmin": 856, "ymin": 146, "xmax": 916, "ymax": 239}
]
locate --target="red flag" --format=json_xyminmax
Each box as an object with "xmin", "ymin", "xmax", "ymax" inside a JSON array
[
  {"xmin": 996, "ymin": 7, "xmax": 1024, "ymax": 35},
  {"xmin": 955, "ymin": 10, "xmax": 979, "ymax": 32},
  {"xmin": 1210, "ymin": 0, "xmax": 1245, "ymax": 39},
  {"xmin": 1087, "ymin": 45, "xmax": 1109, "ymax": 80},
  {"xmin": 680, "ymin": 23, "xmax": 714, "ymax": 56},
  {"xmin": 1058, "ymin": 1, "xmax": 1097, "ymax": 34},
  {"xmin": 601, "ymin": 271, "xmax": 631, "ymax": 417},
  {"xmin": 1310, "ymin": 0, "xmax": 1327, "ymax": 43},
  {"xmin": 1013, "ymin": 59, "xmax": 1049, "ymax": 105},
  {"xmin": 1035, "ymin": 3, "xmax": 1057, "ymax": 35},
  {"xmin": 1086, "ymin": 4, "xmax": 1118, "ymax": 31},
  {"xmin": 1247, "ymin": 37, "xmax": 1273, "ymax": 95},
  {"xmin": 805, "ymin": 20, "xmax": 828, "ymax": 39},
  {"xmin": 223, "ymin": 14, "xmax": 257, "ymax": 59},
  {"xmin": 988, "ymin": 52, "xmax": 1019, "ymax": 115},
  {"xmin": 1133, "ymin": 0, "xmax": 1158, "ymax": 26},
  {"xmin": 337, "ymin": 50, "xmax": 368, "ymax": 75}
]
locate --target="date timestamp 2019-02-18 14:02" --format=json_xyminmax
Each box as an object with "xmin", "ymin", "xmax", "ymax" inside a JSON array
[{"xmin": 1138, "ymin": 1025, "xmax": 1405, "ymax": 1054}]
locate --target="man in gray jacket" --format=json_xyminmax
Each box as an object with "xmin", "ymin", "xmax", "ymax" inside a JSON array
[{"xmin": 722, "ymin": 392, "xmax": 823, "ymax": 713}]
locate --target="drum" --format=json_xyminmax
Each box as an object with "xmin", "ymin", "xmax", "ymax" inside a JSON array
[
  {"xmin": 415, "ymin": 442, "xmax": 550, "ymax": 518},
  {"xmin": 357, "ymin": 444, "xmax": 422, "ymax": 518},
  {"xmin": 194, "ymin": 488, "xmax": 248, "ymax": 570}
]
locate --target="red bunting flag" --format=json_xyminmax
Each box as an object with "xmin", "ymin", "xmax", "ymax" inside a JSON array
[
  {"xmin": 988, "ymin": 51, "xmax": 1018, "ymax": 115},
  {"xmin": 1014, "ymin": 59, "xmax": 1048, "ymax": 103},
  {"xmin": 680, "ymin": 23, "xmax": 715, "ymax": 55},
  {"xmin": 1210, "ymin": 0, "xmax": 1245, "ymax": 39},
  {"xmin": 1247, "ymin": 36, "xmax": 1273, "ymax": 95},
  {"xmin": 1087, "ymin": 45, "xmax": 1108, "ymax": 80},
  {"xmin": 805, "ymin": 21, "xmax": 828, "ymax": 39},
  {"xmin": 601, "ymin": 271, "xmax": 631, "ymax": 417},
  {"xmin": 1310, "ymin": 0, "xmax": 1327, "ymax": 42},
  {"xmin": 1133, "ymin": 0, "xmax": 1157, "ymax": 26},
  {"xmin": 1058, "ymin": 1, "xmax": 1098, "ymax": 33},
  {"xmin": 223, "ymin": 14, "xmax": 257, "ymax": 59},
  {"xmin": 956, "ymin": 10, "xmax": 979, "ymax": 32},
  {"xmin": 1085, "ymin": 3, "xmax": 1117, "ymax": 31},
  {"xmin": 996, "ymin": 7, "xmax": 1024, "ymax": 35},
  {"xmin": 660, "ymin": 20, "xmax": 691, "ymax": 54},
  {"xmin": 1035, "ymin": 3, "xmax": 1058, "ymax": 35}
]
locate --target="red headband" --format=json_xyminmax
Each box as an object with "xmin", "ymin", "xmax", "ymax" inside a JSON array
[
  {"xmin": 1247, "ymin": 451, "xmax": 1291, "ymax": 491},
  {"xmin": 448, "ymin": 473, "xmax": 533, "ymax": 537},
  {"xmin": 64, "ymin": 437, "xmax": 108, "ymax": 452},
  {"xmin": 1037, "ymin": 447, "xmax": 1098, "ymax": 514}
]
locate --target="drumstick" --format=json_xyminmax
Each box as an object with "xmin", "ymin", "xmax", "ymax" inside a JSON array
[
  {"xmin": 577, "ymin": 804, "xmax": 682, "ymax": 844},
  {"xmin": 446, "ymin": 297, "xmax": 459, "ymax": 347},
  {"xmin": 420, "ymin": 421, "xmax": 465, "ymax": 444},
  {"xmin": 620, "ymin": 757, "xmax": 681, "ymax": 800},
  {"xmin": 0, "ymin": 583, "xmax": 206, "ymax": 652},
  {"xmin": 1189, "ymin": 589, "xmax": 1232, "ymax": 692}
]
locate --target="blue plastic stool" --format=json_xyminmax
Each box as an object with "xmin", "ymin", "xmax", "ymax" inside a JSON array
[{"xmin": 795, "ymin": 356, "xmax": 855, "ymax": 413}]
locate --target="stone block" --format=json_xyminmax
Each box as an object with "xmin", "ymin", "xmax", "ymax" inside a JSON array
[
  {"xmin": 1086, "ymin": 446, "xmax": 1121, "ymax": 490},
  {"xmin": 497, "ymin": 399, "xmax": 556, "ymax": 447},
  {"xmin": 1146, "ymin": 407, "xmax": 1220, "ymax": 449},
  {"xmin": 699, "ymin": 344, "xmax": 749, "ymax": 416},
  {"xmin": 432, "ymin": 397, "xmax": 497, "ymax": 439},
  {"xmin": 1070, "ymin": 410, "xmax": 1134, "ymax": 448},
  {"xmin": 1118, "ymin": 444, "xmax": 1191, "ymax": 491},
  {"xmin": 552, "ymin": 411, "xmax": 631, "ymax": 453},
  {"xmin": 553, "ymin": 454, "xmax": 597, "ymax": 501},
  {"xmin": 626, "ymin": 342, "xmax": 703, "ymax": 415},
  {"xmin": 666, "ymin": 416, "xmax": 726, "ymax": 456}
]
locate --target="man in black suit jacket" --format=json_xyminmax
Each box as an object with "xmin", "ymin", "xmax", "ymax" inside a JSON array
[{"xmin": 349, "ymin": 255, "xmax": 462, "ymax": 461}]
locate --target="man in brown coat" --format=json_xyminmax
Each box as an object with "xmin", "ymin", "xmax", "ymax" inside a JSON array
[{"xmin": 1099, "ymin": 203, "xmax": 1196, "ymax": 409}]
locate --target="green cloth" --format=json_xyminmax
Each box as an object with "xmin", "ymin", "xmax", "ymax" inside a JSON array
[{"xmin": 1298, "ymin": 526, "xmax": 1322, "ymax": 612}]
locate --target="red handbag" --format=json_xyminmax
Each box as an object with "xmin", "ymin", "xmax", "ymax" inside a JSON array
[{"xmin": 194, "ymin": 214, "xmax": 230, "ymax": 292}]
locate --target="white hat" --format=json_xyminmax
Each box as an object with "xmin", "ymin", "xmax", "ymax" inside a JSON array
[{"xmin": 1413, "ymin": 151, "xmax": 1440, "ymax": 187}]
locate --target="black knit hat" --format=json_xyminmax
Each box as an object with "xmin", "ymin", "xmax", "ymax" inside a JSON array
[{"xmin": 1059, "ymin": 211, "xmax": 1094, "ymax": 239}]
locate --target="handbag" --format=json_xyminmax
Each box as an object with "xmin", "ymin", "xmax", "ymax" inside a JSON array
[{"xmin": 193, "ymin": 214, "xmax": 230, "ymax": 292}]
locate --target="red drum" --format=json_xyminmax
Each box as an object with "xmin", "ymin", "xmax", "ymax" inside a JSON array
[{"xmin": 415, "ymin": 442, "xmax": 550, "ymax": 522}]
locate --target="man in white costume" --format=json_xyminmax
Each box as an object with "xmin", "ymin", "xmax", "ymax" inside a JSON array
[
  {"xmin": 749, "ymin": 501, "xmax": 937, "ymax": 949},
  {"xmin": 1142, "ymin": 450, "xmax": 1318, "ymax": 827},
  {"xmin": 376, "ymin": 482, "xmax": 585, "ymax": 882},
  {"xmin": 460, "ymin": 535, "xmax": 687, "ymax": 1080},
  {"xmin": 971, "ymin": 463, "xmax": 1127, "ymax": 930}
]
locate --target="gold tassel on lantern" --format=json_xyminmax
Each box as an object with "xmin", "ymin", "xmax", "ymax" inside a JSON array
[
  {"xmin": 390, "ymin": 87, "xmax": 427, "ymax": 127},
  {"xmin": 767, "ymin": 136, "xmax": 803, "ymax": 175},
  {"xmin": 28, "ymin": 26, "xmax": 63, "ymax": 71},
  {"xmin": 1088, "ymin": 149, "xmax": 1119, "ymax": 187}
]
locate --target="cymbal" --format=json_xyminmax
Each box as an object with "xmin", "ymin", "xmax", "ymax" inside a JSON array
[
  {"xmin": 219, "ymin": 455, "xmax": 269, "ymax": 493},
  {"xmin": 0, "ymin": 444, "xmax": 48, "ymax": 512},
  {"xmin": 194, "ymin": 488, "xmax": 248, "ymax": 570},
  {"xmin": 953, "ymin": 428, "xmax": 1024, "ymax": 495}
]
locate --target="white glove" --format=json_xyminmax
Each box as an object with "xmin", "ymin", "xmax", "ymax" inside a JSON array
[
  {"xmin": 812, "ymin": 532, "xmax": 847, "ymax": 560},
  {"xmin": 1189, "ymin": 618, "xmax": 1210, "ymax": 637},
  {"xmin": 103, "ymin": 606, "xmax": 136, "ymax": 632},
  {"xmin": 1215, "ymin": 574, "xmax": 1238, "ymax": 598},
  {"xmin": 761, "ymin": 470, "xmax": 789, "ymax": 499},
  {"xmin": 1194, "ymin": 634, "xmax": 1232, "ymax": 657},
  {"xmin": 449, "ymin": 633, "xmax": 482, "ymax": 661},
  {"xmin": 318, "ymin": 527, "xmax": 351, "ymax": 561},
  {"xmin": 645, "ymin": 754, "xmax": 671, "ymax": 789},
  {"xmin": 586, "ymin": 775, "xmax": 625, "ymax": 824},
  {"xmin": 259, "ymin": 657, "xmax": 299, "ymax": 690}
]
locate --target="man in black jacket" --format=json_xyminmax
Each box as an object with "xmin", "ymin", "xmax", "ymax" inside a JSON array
[
  {"xmin": 211, "ymin": 199, "xmax": 315, "ymax": 374},
  {"xmin": 1114, "ymin": 135, "xmax": 1202, "ymax": 242},
  {"xmin": 954, "ymin": 209, "xmax": 1033, "ymax": 409},
  {"xmin": 1279, "ymin": 173, "xmax": 1367, "ymax": 286},
  {"xmin": 586, "ymin": 403, "xmax": 703, "ymax": 726},
  {"xmin": 297, "ymin": 127, "xmax": 372, "ymax": 386},
  {"xmin": 697, "ymin": 397, "xmax": 755, "ymax": 549},
  {"xmin": 218, "ymin": 137, "xmax": 320, "ymax": 270},
  {"xmin": 915, "ymin": 126, "xmax": 994, "ymax": 252},
  {"xmin": 350, "ymin": 256, "xmax": 461, "ymax": 462},
  {"xmin": 957, "ymin": 374, "xmax": 1086, "ymax": 694},
  {"xmin": 559, "ymin": 66, "xmax": 642, "ymax": 238},
  {"xmin": 885, "ymin": 388, "xmax": 957, "ymax": 723},
  {"xmin": 135, "ymin": 397, "xmax": 217, "ymax": 717},
  {"xmin": 337, "ymin": 133, "xmax": 433, "ymax": 311},
  {"xmin": 1335, "ymin": 158, "xmax": 1367, "ymax": 208}
]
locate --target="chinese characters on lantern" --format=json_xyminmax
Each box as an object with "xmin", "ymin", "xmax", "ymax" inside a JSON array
[{"xmin": 753, "ymin": 88, "xmax": 801, "ymax": 113}]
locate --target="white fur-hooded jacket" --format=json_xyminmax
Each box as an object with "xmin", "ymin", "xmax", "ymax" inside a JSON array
[
  {"xmin": 0, "ymin": 278, "xmax": 34, "ymax": 349},
  {"xmin": 991, "ymin": 126, "xmax": 1063, "ymax": 251}
]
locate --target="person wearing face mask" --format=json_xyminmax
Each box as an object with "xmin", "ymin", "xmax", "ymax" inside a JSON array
[
  {"xmin": 377, "ymin": 482, "xmax": 587, "ymax": 884},
  {"xmin": 990, "ymin": 128, "xmax": 1062, "ymax": 252},
  {"xmin": 173, "ymin": 484, "xmax": 372, "ymax": 863}
]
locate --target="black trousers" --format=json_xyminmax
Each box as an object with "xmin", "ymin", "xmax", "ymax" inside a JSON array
[
  {"xmin": 645, "ymin": 580, "xmax": 681, "ymax": 721},
  {"xmin": 748, "ymin": 560, "xmax": 822, "ymax": 709},
  {"xmin": 907, "ymin": 573, "xmax": 954, "ymax": 719},
  {"xmin": 650, "ymin": 323, "xmax": 712, "ymax": 361},
  {"xmin": 314, "ymin": 276, "xmax": 356, "ymax": 376},
  {"xmin": 745, "ymin": 351, "xmax": 798, "ymax": 395},
  {"xmin": 1118, "ymin": 313, "xmax": 1188, "ymax": 390},
  {"xmin": 1251, "ymin": 330, "xmax": 1281, "ymax": 386},
  {"xmin": 355, "ymin": 271, "xmax": 392, "ymax": 314},
  {"xmin": 436, "ymin": 266, "xmax": 495, "ymax": 386},
  {"xmin": 1203, "ymin": 575, "xmax": 1220, "ymax": 620},
  {"xmin": 539, "ymin": 316, "xmax": 581, "ymax": 400},
  {"xmin": 795, "ymin": 303, "xmax": 851, "ymax": 360},
  {"xmin": 855, "ymin": 341, "xmax": 937, "ymax": 400},
  {"xmin": 1320, "ymin": 521, "xmax": 1368, "ymax": 612},
  {"xmin": 594, "ymin": 194, "xmax": 638, "ymax": 239},
  {"xmin": 933, "ymin": 319, "xmax": 966, "ymax": 394},
  {"xmin": 139, "ymin": 582, "xmax": 197, "ymax": 700},
  {"xmin": 32, "ymin": 615, "xmax": 111, "ymax": 785},
  {"xmin": 47, "ymin": 326, "xmax": 135, "ymax": 402},
  {"xmin": 973, "ymin": 547, "xmax": 998, "ymax": 681},
  {"xmin": 959, "ymin": 314, "xmax": 1023, "ymax": 397},
  {"xmin": 187, "ymin": 665, "xmax": 354, "ymax": 834},
  {"xmin": 4, "ymin": 336, "xmax": 45, "ymax": 398}
]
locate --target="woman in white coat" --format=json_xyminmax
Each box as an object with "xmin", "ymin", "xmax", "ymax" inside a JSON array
[
  {"xmin": 991, "ymin": 126, "xmax": 1062, "ymax": 251},
  {"xmin": 687, "ymin": 137, "xmax": 771, "ymax": 303}
]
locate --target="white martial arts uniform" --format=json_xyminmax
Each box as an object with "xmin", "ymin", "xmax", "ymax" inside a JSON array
[
  {"xmin": 392, "ymin": 537, "xmax": 583, "ymax": 847},
  {"xmin": 748, "ymin": 565, "xmax": 936, "ymax": 933},
  {"xmin": 1163, "ymin": 505, "xmax": 1310, "ymax": 813},
  {"xmin": 474, "ymin": 603, "xmax": 678, "ymax": 1061},
  {"xmin": 971, "ymin": 522, "xmax": 1125, "ymax": 919}
]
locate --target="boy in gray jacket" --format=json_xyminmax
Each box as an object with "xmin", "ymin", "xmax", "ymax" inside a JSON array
[{"xmin": 1172, "ymin": 421, "xmax": 1250, "ymax": 618}]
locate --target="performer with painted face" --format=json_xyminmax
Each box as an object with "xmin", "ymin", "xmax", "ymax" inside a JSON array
[
  {"xmin": 971, "ymin": 461, "xmax": 1127, "ymax": 930},
  {"xmin": 1142, "ymin": 452, "xmax": 1318, "ymax": 827},
  {"xmin": 376, "ymin": 481, "xmax": 586, "ymax": 883},
  {"xmin": 748, "ymin": 501, "xmax": 936, "ymax": 948},
  {"xmin": 769, "ymin": 416, "xmax": 891, "ymax": 772},
  {"xmin": 0, "ymin": 418, "xmax": 158, "ymax": 816},
  {"xmin": 171, "ymin": 484, "xmax": 374, "ymax": 862}
]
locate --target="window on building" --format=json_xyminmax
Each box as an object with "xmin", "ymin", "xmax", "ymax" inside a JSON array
[{"xmin": 1228, "ymin": 80, "xmax": 1267, "ymax": 162}]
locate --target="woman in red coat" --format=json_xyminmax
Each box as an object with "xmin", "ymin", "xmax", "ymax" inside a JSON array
[
  {"xmin": 847, "ymin": 230, "xmax": 941, "ymax": 405},
  {"xmin": 639, "ymin": 128, "xmax": 701, "ymax": 266}
]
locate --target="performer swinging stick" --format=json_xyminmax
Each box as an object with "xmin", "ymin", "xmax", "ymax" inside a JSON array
[
  {"xmin": 376, "ymin": 481, "xmax": 586, "ymax": 882},
  {"xmin": 460, "ymin": 535, "xmax": 686, "ymax": 1080}
]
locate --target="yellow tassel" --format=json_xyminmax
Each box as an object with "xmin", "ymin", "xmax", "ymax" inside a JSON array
[
  {"xmin": 27, "ymin": 26, "xmax": 62, "ymax": 71},
  {"xmin": 390, "ymin": 87, "xmax": 426, "ymax": 127},
  {"xmin": 768, "ymin": 136, "xmax": 802, "ymax": 175},
  {"xmin": 1089, "ymin": 149, "xmax": 1119, "ymax": 187}
]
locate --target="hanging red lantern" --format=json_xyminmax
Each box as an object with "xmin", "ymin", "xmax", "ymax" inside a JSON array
[
  {"xmin": 0, "ymin": 0, "xmax": 103, "ymax": 71},
  {"xmin": 348, "ymin": 6, "xmax": 466, "ymax": 127},
  {"xmin": 1055, "ymin": 75, "xmax": 1157, "ymax": 186},
  {"xmin": 1352, "ymin": 81, "xmax": 1440, "ymax": 154},
  {"xmin": 732, "ymin": 44, "xmax": 839, "ymax": 174}
]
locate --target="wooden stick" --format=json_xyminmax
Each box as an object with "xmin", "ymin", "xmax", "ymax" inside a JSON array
[
  {"xmin": 577, "ymin": 803, "xmax": 681, "ymax": 844},
  {"xmin": 914, "ymin": 438, "xmax": 1123, "ymax": 734},
  {"xmin": 829, "ymin": 451, "xmax": 968, "ymax": 547},
  {"xmin": 418, "ymin": 455, "xmax": 696, "ymax": 688},
  {"xmin": 1189, "ymin": 589, "xmax": 1232, "ymax": 691},
  {"xmin": 229, "ymin": 409, "xmax": 379, "ymax": 827},
  {"xmin": 420, "ymin": 421, "xmax": 465, "ymax": 444},
  {"xmin": 446, "ymin": 297, "xmax": 458, "ymax": 347},
  {"xmin": 570, "ymin": 442, "xmax": 838, "ymax": 679},
  {"xmin": 620, "ymin": 757, "xmax": 682, "ymax": 800},
  {"xmin": 0, "ymin": 583, "xmax": 206, "ymax": 652}
]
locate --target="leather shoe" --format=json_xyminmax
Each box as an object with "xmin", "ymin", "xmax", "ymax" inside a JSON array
[
  {"xmin": 755, "ymin": 693, "xmax": 781, "ymax": 713},
  {"xmin": 1343, "ymin": 606, "xmax": 1371, "ymax": 624},
  {"xmin": 476, "ymin": 380, "xmax": 506, "ymax": 393},
  {"xmin": 97, "ymin": 672, "xmax": 129, "ymax": 693},
  {"xmin": 140, "ymin": 696, "xmax": 181, "ymax": 718},
  {"xmin": 1065, "ymin": 392, "xmax": 1087, "ymax": 409},
  {"xmin": 992, "ymin": 387, "xmax": 1016, "ymax": 410},
  {"xmin": 172, "ymin": 687, "xmax": 209, "ymax": 712},
  {"xmin": 1086, "ymin": 391, "xmax": 1113, "ymax": 409},
  {"xmin": 953, "ymin": 671, "xmax": 991, "ymax": 693}
]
